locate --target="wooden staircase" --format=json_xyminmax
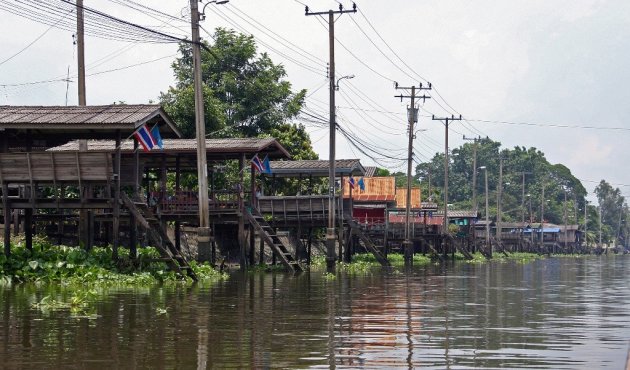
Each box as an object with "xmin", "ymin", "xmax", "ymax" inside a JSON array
[
  {"xmin": 445, "ymin": 234, "xmax": 474, "ymax": 260},
  {"xmin": 121, "ymin": 194, "xmax": 198, "ymax": 281},
  {"xmin": 490, "ymin": 237, "xmax": 510, "ymax": 257},
  {"xmin": 344, "ymin": 216, "xmax": 391, "ymax": 267},
  {"xmin": 245, "ymin": 208, "xmax": 303, "ymax": 273}
]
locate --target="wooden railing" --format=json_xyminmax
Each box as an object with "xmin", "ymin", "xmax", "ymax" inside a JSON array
[{"xmin": 156, "ymin": 190, "xmax": 240, "ymax": 214}]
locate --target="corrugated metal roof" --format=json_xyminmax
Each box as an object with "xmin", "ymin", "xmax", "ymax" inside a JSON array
[
  {"xmin": 435, "ymin": 210, "xmax": 479, "ymax": 218},
  {"xmin": 363, "ymin": 166, "xmax": 377, "ymax": 178},
  {"xmin": 268, "ymin": 159, "xmax": 365, "ymax": 177},
  {"xmin": 48, "ymin": 138, "xmax": 290, "ymax": 158},
  {"xmin": 0, "ymin": 104, "xmax": 181, "ymax": 137}
]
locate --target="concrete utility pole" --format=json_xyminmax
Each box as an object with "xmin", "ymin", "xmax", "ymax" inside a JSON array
[
  {"xmin": 584, "ymin": 200, "xmax": 588, "ymax": 248},
  {"xmin": 432, "ymin": 115, "xmax": 462, "ymax": 240},
  {"xmin": 76, "ymin": 0, "xmax": 86, "ymax": 106},
  {"xmin": 520, "ymin": 171, "xmax": 532, "ymax": 224},
  {"xmin": 479, "ymin": 166, "xmax": 490, "ymax": 257},
  {"xmin": 563, "ymin": 187, "xmax": 568, "ymax": 252},
  {"xmin": 190, "ymin": 0, "xmax": 228, "ymax": 261},
  {"xmin": 496, "ymin": 156, "xmax": 505, "ymax": 244},
  {"xmin": 598, "ymin": 205, "xmax": 603, "ymax": 251},
  {"xmin": 540, "ymin": 182, "xmax": 545, "ymax": 252},
  {"xmin": 463, "ymin": 135, "xmax": 480, "ymax": 212},
  {"xmin": 395, "ymin": 83, "xmax": 431, "ymax": 266},
  {"xmin": 306, "ymin": 3, "xmax": 356, "ymax": 272}
]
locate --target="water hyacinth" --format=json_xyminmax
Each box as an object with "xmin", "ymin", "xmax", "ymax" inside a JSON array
[{"xmin": 0, "ymin": 237, "xmax": 227, "ymax": 286}]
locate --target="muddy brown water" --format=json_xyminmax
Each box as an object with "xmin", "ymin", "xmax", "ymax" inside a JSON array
[{"xmin": 1, "ymin": 256, "xmax": 629, "ymax": 369}]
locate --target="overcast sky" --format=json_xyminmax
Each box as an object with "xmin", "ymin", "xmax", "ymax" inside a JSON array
[{"xmin": 1, "ymin": 0, "xmax": 629, "ymax": 200}]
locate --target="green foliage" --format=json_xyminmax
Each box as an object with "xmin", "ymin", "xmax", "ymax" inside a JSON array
[
  {"xmin": 594, "ymin": 179, "xmax": 629, "ymax": 245},
  {"xmin": 0, "ymin": 237, "xmax": 226, "ymax": 285},
  {"xmin": 160, "ymin": 28, "xmax": 307, "ymax": 141},
  {"xmin": 416, "ymin": 138, "xmax": 589, "ymax": 225}
]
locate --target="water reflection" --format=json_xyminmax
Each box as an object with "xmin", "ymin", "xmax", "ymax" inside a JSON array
[{"xmin": 1, "ymin": 257, "xmax": 629, "ymax": 369}]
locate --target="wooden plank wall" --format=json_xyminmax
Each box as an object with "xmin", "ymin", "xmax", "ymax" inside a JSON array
[
  {"xmin": 342, "ymin": 177, "xmax": 396, "ymax": 197},
  {"xmin": 0, "ymin": 152, "xmax": 113, "ymax": 183},
  {"xmin": 395, "ymin": 187, "xmax": 421, "ymax": 209}
]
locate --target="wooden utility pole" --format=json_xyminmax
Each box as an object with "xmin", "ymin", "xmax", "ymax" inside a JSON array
[
  {"xmin": 463, "ymin": 135, "xmax": 480, "ymax": 212},
  {"xmin": 432, "ymin": 115, "xmax": 462, "ymax": 240},
  {"xmin": 306, "ymin": 3, "xmax": 356, "ymax": 272},
  {"xmin": 395, "ymin": 83, "xmax": 431, "ymax": 266}
]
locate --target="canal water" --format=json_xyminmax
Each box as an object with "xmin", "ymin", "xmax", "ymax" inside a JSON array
[{"xmin": 1, "ymin": 256, "xmax": 629, "ymax": 369}]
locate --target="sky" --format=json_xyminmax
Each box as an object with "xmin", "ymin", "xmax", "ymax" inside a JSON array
[{"xmin": 1, "ymin": 0, "xmax": 629, "ymax": 201}]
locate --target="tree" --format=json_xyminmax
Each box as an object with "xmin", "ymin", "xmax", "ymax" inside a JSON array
[
  {"xmin": 160, "ymin": 28, "xmax": 313, "ymax": 158},
  {"xmin": 594, "ymin": 180, "xmax": 628, "ymax": 245},
  {"xmin": 414, "ymin": 138, "xmax": 588, "ymax": 225}
]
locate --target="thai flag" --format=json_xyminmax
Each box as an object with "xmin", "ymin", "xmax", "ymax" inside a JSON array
[
  {"xmin": 133, "ymin": 124, "xmax": 157, "ymax": 152},
  {"xmin": 251, "ymin": 154, "xmax": 265, "ymax": 173},
  {"xmin": 348, "ymin": 177, "xmax": 356, "ymax": 189}
]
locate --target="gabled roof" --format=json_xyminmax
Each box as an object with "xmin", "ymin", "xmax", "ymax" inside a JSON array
[
  {"xmin": 0, "ymin": 104, "xmax": 181, "ymax": 137},
  {"xmin": 268, "ymin": 159, "xmax": 365, "ymax": 177}
]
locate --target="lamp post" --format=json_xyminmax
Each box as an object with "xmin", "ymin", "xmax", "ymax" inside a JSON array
[
  {"xmin": 479, "ymin": 166, "xmax": 490, "ymax": 257},
  {"xmin": 190, "ymin": 0, "xmax": 229, "ymax": 261}
]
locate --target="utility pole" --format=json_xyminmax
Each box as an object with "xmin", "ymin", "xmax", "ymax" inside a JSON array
[
  {"xmin": 463, "ymin": 135, "xmax": 480, "ymax": 212},
  {"xmin": 76, "ymin": 0, "xmax": 86, "ymax": 106},
  {"xmin": 190, "ymin": 0, "xmax": 228, "ymax": 261},
  {"xmin": 598, "ymin": 205, "xmax": 602, "ymax": 251},
  {"xmin": 432, "ymin": 114, "xmax": 462, "ymax": 240},
  {"xmin": 395, "ymin": 83, "xmax": 431, "ymax": 266},
  {"xmin": 479, "ymin": 166, "xmax": 490, "ymax": 257},
  {"xmin": 563, "ymin": 187, "xmax": 568, "ymax": 252},
  {"xmin": 540, "ymin": 182, "xmax": 545, "ymax": 252},
  {"xmin": 306, "ymin": 3, "xmax": 356, "ymax": 272},
  {"xmin": 519, "ymin": 171, "xmax": 532, "ymax": 224},
  {"xmin": 496, "ymin": 156, "xmax": 505, "ymax": 245},
  {"xmin": 584, "ymin": 200, "xmax": 588, "ymax": 249}
]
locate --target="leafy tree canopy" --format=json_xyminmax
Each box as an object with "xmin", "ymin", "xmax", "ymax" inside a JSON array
[{"xmin": 160, "ymin": 28, "xmax": 316, "ymax": 160}]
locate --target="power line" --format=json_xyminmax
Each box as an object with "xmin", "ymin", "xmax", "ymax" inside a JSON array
[{"xmin": 0, "ymin": 8, "xmax": 73, "ymax": 67}]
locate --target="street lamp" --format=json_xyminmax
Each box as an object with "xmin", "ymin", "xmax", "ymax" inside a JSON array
[
  {"xmin": 335, "ymin": 74, "xmax": 355, "ymax": 90},
  {"xmin": 479, "ymin": 166, "xmax": 490, "ymax": 257},
  {"xmin": 200, "ymin": 0, "xmax": 230, "ymax": 20}
]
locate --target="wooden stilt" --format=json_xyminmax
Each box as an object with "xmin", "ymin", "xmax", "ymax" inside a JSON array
[
  {"xmin": 130, "ymin": 138, "xmax": 139, "ymax": 259},
  {"xmin": 259, "ymin": 235, "xmax": 264, "ymax": 265},
  {"xmin": 2, "ymin": 183, "xmax": 10, "ymax": 257},
  {"xmin": 307, "ymin": 228, "xmax": 313, "ymax": 265},
  {"xmin": 25, "ymin": 209, "xmax": 32, "ymax": 252},
  {"xmin": 238, "ymin": 155, "xmax": 246, "ymax": 269},
  {"xmin": 112, "ymin": 130, "xmax": 121, "ymax": 260},
  {"xmin": 249, "ymin": 164, "xmax": 256, "ymax": 266},
  {"xmin": 175, "ymin": 155, "xmax": 181, "ymax": 251}
]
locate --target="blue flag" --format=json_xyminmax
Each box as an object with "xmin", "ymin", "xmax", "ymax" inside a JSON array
[
  {"xmin": 358, "ymin": 177, "xmax": 365, "ymax": 191},
  {"xmin": 262, "ymin": 155, "xmax": 272, "ymax": 174},
  {"xmin": 150, "ymin": 125, "xmax": 163, "ymax": 150}
]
